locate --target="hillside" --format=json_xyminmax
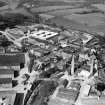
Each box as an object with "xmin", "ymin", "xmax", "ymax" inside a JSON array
[{"xmin": 0, "ymin": 0, "xmax": 105, "ymax": 35}]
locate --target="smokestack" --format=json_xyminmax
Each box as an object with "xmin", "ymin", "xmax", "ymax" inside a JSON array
[
  {"xmin": 71, "ymin": 54, "xmax": 75, "ymax": 75},
  {"xmin": 90, "ymin": 55, "xmax": 94, "ymax": 75}
]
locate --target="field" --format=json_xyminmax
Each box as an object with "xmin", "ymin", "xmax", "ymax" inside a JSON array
[
  {"xmin": 49, "ymin": 17, "xmax": 89, "ymax": 31},
  {"xmin": 92, "ymin": 4, "xmax": 105, "ymax": 11},
  {"xmin": 0, "ymin": 0, "xmax": 105, "ymax": 104},
  {"xmin": 31, "ymin": 5, "xmax": 77, "ymax": 13},
  {"xmin": 0, "ymin": 0, "xmax": 105, "ymax": 34},
  {"xmin": 64, "ymin": 13, "xmax": 105, "ymax": 26},
  {"xmin": 45, "ymin": 8, "xmax": 92, "ymax": 16}
]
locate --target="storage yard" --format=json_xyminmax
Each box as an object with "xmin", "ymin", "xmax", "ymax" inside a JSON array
[
  {"xmin": 0, "ymin": 23, "xmax": 104, "ymax": 105},
  {"xmin": 0, "ymin": 0, "xmax": 105, "ymax": 105}
]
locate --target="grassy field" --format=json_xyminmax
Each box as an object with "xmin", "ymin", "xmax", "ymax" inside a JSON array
[
  {"xmin": 0, "ymin": 0, "xmax": 105, "ymax": 35},
  {"xmin": 19, "ymin": 0, "xmax": 71, "ymax": 7},
  {"xmin": 45, "ymin": 7, "xmax": 92, "ymax": 16},
  {"xmin": 92, "ymin": 4, "xmax": 105, "ymax": 11},
  {"xmin": 64, "ymin": 13, "xmax": 105, "ymax": 26},
  {"xmin": 31, "ymin": 5, "xmax": 80, "ymax": 14},
  {"xmin": 48, "ymin": 15, "xmax": 105, "ymax": 35},
  {"xmin": 85, "ymin": 0, "xmax": 105, "ymax": 4}
]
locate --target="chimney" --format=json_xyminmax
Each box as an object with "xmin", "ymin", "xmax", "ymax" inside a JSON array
[
  {"xmin": 90, "ymin": 55, "xmax": 95, "ymax": 75},
  {"xmin": 71, "ymin": 54, "xmax": 75, "ymax": 75}
]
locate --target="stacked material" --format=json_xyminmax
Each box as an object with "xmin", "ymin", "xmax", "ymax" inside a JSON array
[
  {"xmin": 48, "ymin": 98, "xmax": 69, "ymax": 105},
  {"xmin": 81, "ymin": 84, "xmax": 91, "ymax": 96},
  {"xmin": 48, "ymin": 83, "xmax": 79, "ymax": 105},
  {"xmin": 58, "ymin": 88, "xmax": 79, "ymax": 103},
  {"xmin": 69, "ymin": 81, "xmax": 81, "ymax": 91},
  {"xmin": 81, "ymin": 84, "xmax": 105, "ymax": 105},
  {"xmin": 81, "ymin": 96, "xmax": 105, "ymax": 105}
]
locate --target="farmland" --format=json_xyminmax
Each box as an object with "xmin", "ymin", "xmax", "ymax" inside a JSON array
[
  {"xmin": 31, "ymin": 5, "xmax": 78, "ymax": 14},
  {"xmin": 0, "ymin": 0, "xmax": 105, "ymax": 35},
  {"xmin": 63, "ymin": 13, "xmax": 105, "ymax": 26},
  {"xmin": 0, "ymin": 0, "xmax": 105, "ymax": 105},
  {"xmin": 45, "ymin": 8, "xmax": 93, "ymax": 16},
  {"xmin": 92, "ymin": 4, "xmax": 105, "ymax": 11}
]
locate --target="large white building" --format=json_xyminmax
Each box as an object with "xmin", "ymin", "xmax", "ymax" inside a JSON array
[{"xmin": 30, "ymin": 30, "xmax": 58, "ymax": 40}]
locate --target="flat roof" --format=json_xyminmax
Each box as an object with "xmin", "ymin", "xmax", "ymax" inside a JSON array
[{"xmin": 30, "ymin": 30, "xmax": 58, "ymax": 40}]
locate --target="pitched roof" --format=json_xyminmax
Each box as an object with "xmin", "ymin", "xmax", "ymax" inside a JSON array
[
  {"xmin": 0, "ymin": 69, "xmax": 14, "ymax": 75},
  {"xmin": 0, "ymin": 53, "xmax": 25, "ymax": 66},
  {"xmin": 0, "ymin": 78, "xmax": 12, "ymax": 84}
]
